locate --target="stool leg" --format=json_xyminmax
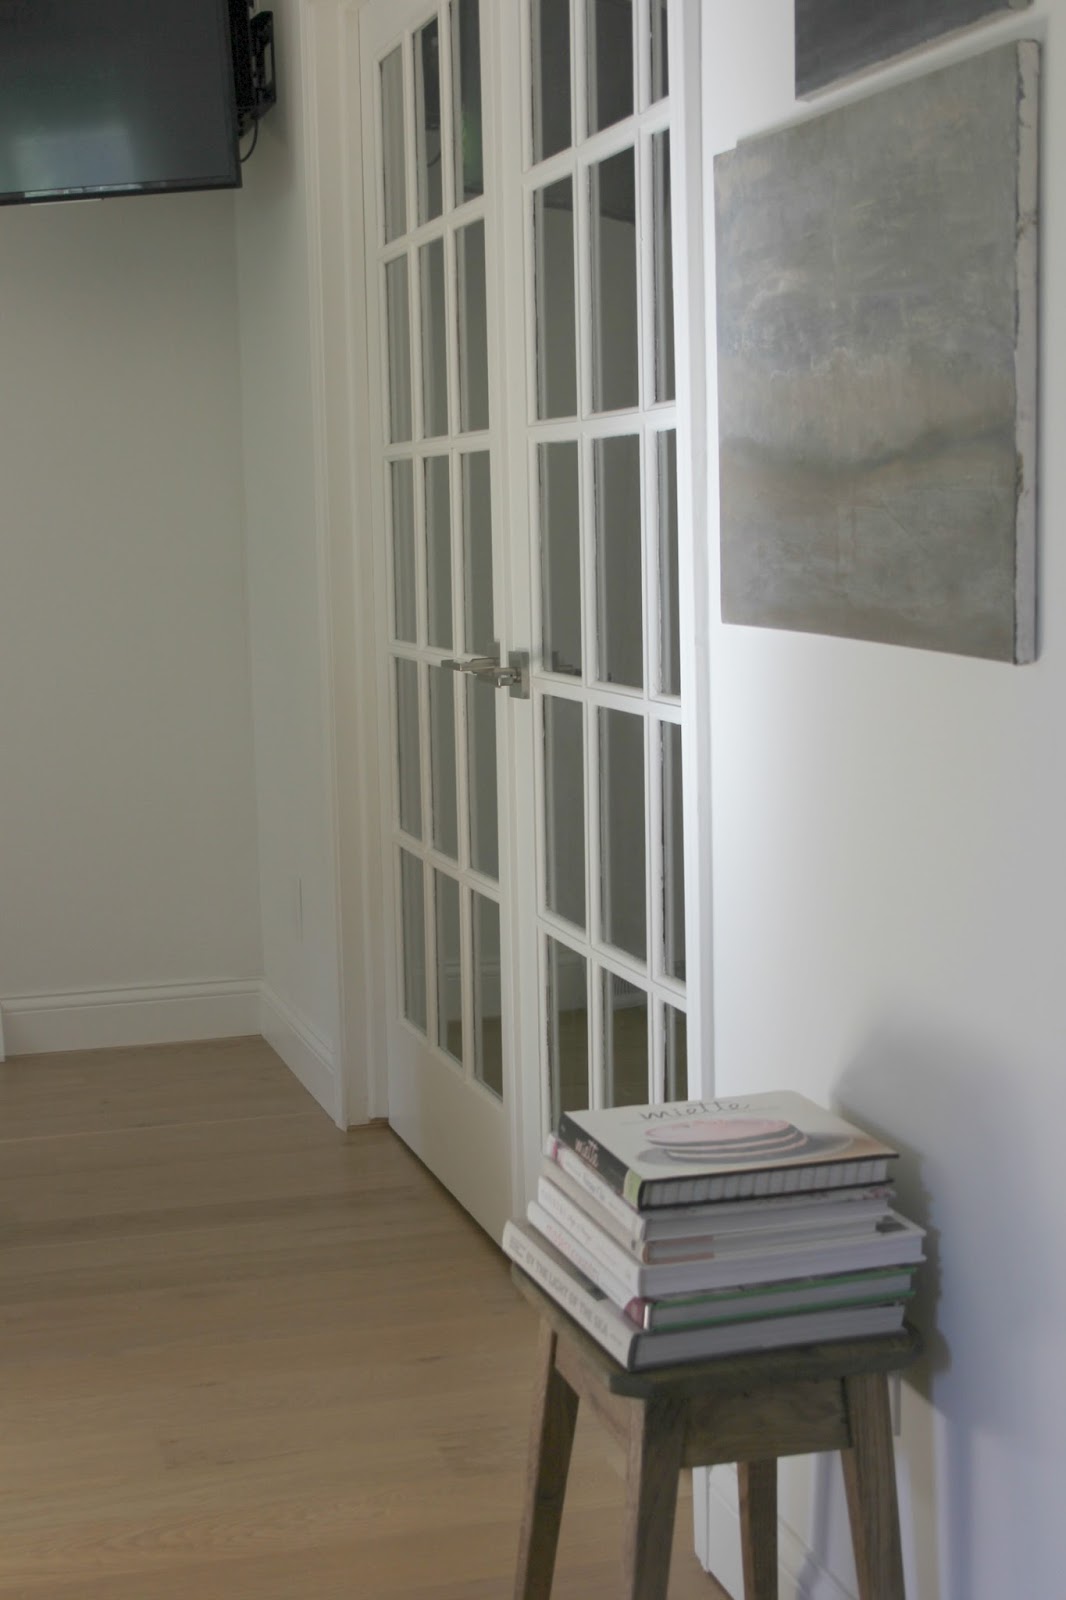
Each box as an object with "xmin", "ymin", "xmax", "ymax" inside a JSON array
[
  {"xmin": 841, "ymin": 1374, "xmax": 905, "ymax": 1600},
  {"xmin": 513, "ymin": 1323, "xmax": 580, "ymax": 1600},
  {"xmin": 620, "ymin": 1395, "xmax": 686, "ymax": 1600},
  {"xmin": 738, "ymin": 1459, "xmax": 778, "ymax": 1599}
]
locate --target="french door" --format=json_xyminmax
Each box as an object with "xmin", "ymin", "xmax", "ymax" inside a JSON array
[{"xmin": 359, "ymin": 0, "xmax": 703, "ymax": 1241}]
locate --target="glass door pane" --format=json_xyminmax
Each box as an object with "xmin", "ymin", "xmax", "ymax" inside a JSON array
[
  {"xmin": 533, "ymin": 179, "xmax": 578, "ymax": 420},
  {"xmin": 429, "ymin": 666, "xmax": 459, "ymax": 859},
  {"xmin": 590, "ymin": 148, "xmax": 638, "ymax": 413},
  {"xmin": 395, "ymin": 658, "xmax": 422, "ymax": 840},
  {"xmin": 457, "ymin": 220, "xmax": 490, "ymax": 432},
  {"xmin": 531, "ymin": 0, "xmax": 572, "ymax": 163},
  {"xmin": 546, "ymin": 936, "xmax": 589, "ymax": 1125},
  {"xmin": 451, "ymin": 0, "xmax": 484, "ymax": 202},
  {"xmin": 652, "ymin": 130, "xmax": 675, "ymax": 403},
  {"xmin": 467, "ymin": 676, "xmax": 499, "ymax": 879},
  {"xmin": 664, "ymin": 1002, "xmax": 688, "ymax": 1100},
  {"xmin": 386, "ymin": 257, "xmax": 413, "ymax": 443},
  {"xmin": 598, "ymin": 707, "xmax": 646, "ymax": 962},
  {"xmin": 435, "ymin": 869, "xmax": 463, "ymax": 1062},
  {"xmin": 414, "ymin": 16, "xmax": 444, "ymax": 224},
  {"xmin": 593, "ymin": 434, "xmax": 643, "ymax": 687},
  {"xmin": 662, "ymin": 719, "xmax": 685, "ymax": 980},
  {"xmin": 473, "ymin": 891, "xmax": 503, "ymax": 1096},
  {"xmin": 586, "ymin": 0, "xmax": 633, "ymax": 135},
  {"xmin": 420, "ymin": 239, "xmax": 449, "ymax": 438},
  {"xmin": 538, "ymin": 441, "xmax": 582, "ymax": 676},
  {"xmin": 650, "ymin": 0, "xmax": 669, "ymax": 103},
  {"xmin": 543, "ymin": 695, "xmax": 586, "ymax": 930},
  {"xmin": 381, "ymin": 46, "xmax": 408, "ymax": 243},
  {"xmin": 657, "ymin": 430, "xmax": 680, "ymax": 695},
  {"xmin": 603, "ymin": 971, "xmax": 649, "ymax": 1105},
  {"xmin": 391, "ymin": 459, "xmax": 417, "ymax": 643},
  {"xmin": 425, "ymin": 455, "xmax": 453, "ymax": 648},
  {"xmin": 462, "ymin": 451, "xmax": 494, "ymax": 654},
  {"xmin": 400, "ymin": 849, "xmax": 427, "ymax": 1032}
]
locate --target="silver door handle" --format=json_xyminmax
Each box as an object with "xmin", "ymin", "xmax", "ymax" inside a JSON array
[{"xmin": 442, "ymin": 650, "xmax": 530, "ymax": 699}]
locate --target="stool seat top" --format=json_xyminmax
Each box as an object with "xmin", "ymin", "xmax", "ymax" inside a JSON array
[{"xmin": 512, "ymin": 1266, "xmax": 923, "ymax": 1399}]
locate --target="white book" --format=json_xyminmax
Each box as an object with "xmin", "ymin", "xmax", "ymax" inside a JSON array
[
  {"xmin": 504, "ymin": 1219, "xmax": 907, "ymax": 1372},
  {"xmin": 546, "ymin": 1137, "xmax": 894, "ymax": 1250},
  {"xmin": 639, "ymin": 1265, "xmax": 918, "ymax": 1332},
  {"xmin": 528, "ymin": 1198, "xmax": 925, "ymax": 1303},
  {"xmin": 538, "ymin": 1168, "xmax": 888, "ymax": 1264}
]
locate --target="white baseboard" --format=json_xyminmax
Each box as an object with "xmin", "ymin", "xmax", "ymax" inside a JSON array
[
  {"xmin": 0, "ymin": 979, "xmax": 261, "ymax": 1058},
  {"xmin": 0, "ymin": 979, "xmax": 342, "ymax": 1128},
  {"xmin": 259, "ymin": 984, "xmax": 340, "ymax": 1126},
  {"xmin": 698, "ymin": 1467, "xmax": 856, "ymax": 1600}
]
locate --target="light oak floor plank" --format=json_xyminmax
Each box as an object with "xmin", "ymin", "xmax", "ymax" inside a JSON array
[{"xmin": 0, "ymin": 1038, "xmax": 729, "ymax": 1598}]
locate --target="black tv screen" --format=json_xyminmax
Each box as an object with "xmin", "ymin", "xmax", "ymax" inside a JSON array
[{"xmin": 0, "ymin": 0, "xmax": 240, "ymax": 205}]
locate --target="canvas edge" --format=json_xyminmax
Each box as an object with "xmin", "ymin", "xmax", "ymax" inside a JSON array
[
  {"xmin": 711, "ymin": 143, "xmax": 740, "ymax": 629},
  {"xmin": 1013, "ymin": 38, "xmax": 1040, "ymax": 664}
]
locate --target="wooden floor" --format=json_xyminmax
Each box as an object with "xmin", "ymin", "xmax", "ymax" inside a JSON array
[{"xmin": 0, "ymin": 1038, "xmax": 729, "ymax": 1599}]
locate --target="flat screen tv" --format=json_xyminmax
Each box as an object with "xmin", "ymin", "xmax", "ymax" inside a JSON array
[{"xmin": 0, "ymin": 0, "xmax": 241, "ymax": 206}]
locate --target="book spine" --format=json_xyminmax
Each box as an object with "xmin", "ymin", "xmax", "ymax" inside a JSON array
[
  {"xmin": 641, "ymin": 1156, "xmax": 891, "ymax": 1208},
  {"xmin": 535, "ymin": 1200, "xmax": 923, "ymax": 1299},
  {"xmin": 641, "ymin": 1213, "xmax": 880, "ymax": 1264},
  {"xmin": 502, "ymin": 1222, "xmax": 639, "ymax": 1368},
  {"xmin": 556, "ymin": 1113, "xmax": 646, "ymax": 1207},
  {"xmin": 548, "ymin": 1137, "xmax": 647, "ymax": 1236},
  {"xmin": 537, "ymin": 1178, "xmax": 646, "ymax": 1276},
  {"xmin": 643, "ymin": 1283, "xmax": 915, "ymax": 1332},
  {"xmin": 539, "ymin": 1171, "xmax": 878, "ymax": 1270},
  {"xmin": 527, "ymin": 1201, "xmax": 640, "ymax": 1309},
  {"xmin": 641, "ymin": 1264, "xmax": 917, "ymax": 1327},
  {"xmin": 546, "ymin": 1150, "xmax": 892, "ymax": 1242},
  {"xmin": 644, "ymin": 1190, "xmax": 893, "ymax": 1237}
]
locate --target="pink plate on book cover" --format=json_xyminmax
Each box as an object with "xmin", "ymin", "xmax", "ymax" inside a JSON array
[{"xmin": 645, "ymin": 1117, "xmax": 811, "ymax": 1164}]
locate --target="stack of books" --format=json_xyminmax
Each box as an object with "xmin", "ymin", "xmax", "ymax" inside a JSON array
[{"xmin": 504, "ymin": 1092, "xmax": 924, "ymax": 1371}]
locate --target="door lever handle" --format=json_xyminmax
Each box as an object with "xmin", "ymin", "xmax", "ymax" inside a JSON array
[
  {"xmin": 441, "ymin": 650, "xmax": 530, "ymax": 699},
  {"xmin": 442, "ymin": 655, "xmax": 499, "ymax": 676}
]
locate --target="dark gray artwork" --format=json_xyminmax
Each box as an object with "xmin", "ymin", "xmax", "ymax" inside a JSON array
[
  {"xmin": 796, "ymin": 0, "xmax": 1033, "ymax": 97},
  {"xmin": 714, "ymin": 43, "xmax": 1039, "ymax": 663}
]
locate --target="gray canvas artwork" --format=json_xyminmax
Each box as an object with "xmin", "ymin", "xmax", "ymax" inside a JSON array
[
  {"xmin": 714, "ymin": 43, "xmax": 1039, "ymax": 663},
  {"xmin": 796, "ymin": 0, "xmax": 1033, "ymax": 97}
]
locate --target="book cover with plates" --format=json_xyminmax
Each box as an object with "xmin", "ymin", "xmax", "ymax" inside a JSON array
[{"xmin": 556, "ymin": 1092, "xmax": 898, "ymax": 1210}]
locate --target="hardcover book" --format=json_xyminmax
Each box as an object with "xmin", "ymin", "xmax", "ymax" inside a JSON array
[
  {"xmin": 536, "ymin": 1174, "xmax": 887, "ymax": 1271},
  {"xmin": 545, "ymin": 1137, "xmax": 895, "ymax": 1252},
  {"xmin": 556, "ymin": 1092, "xmax": 898, "ymax": 1210},
  {"xmin": 542, "ymin": 1151, "xmax": 893, "ymax": 1261},
  {"xmin": 503, "ymin": 1219, "xmax": 908, "ymax": 1370},
  {"xmin": 528, "ymin": 1198, "xmax": 924, "ymax": 1303}
]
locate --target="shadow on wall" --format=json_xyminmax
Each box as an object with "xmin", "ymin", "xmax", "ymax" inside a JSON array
[{"xmin": 804, "ymin": 1021, "xmax": 1057, "ymax": 1600}]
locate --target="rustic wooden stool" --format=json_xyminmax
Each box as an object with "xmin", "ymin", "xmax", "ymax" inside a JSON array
[{"xmin": 512, "ymin": 1269, "xmax": 922, "ymax": 1600}]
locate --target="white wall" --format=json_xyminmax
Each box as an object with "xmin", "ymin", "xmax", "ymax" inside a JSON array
[
  {"xmin": 704, "ymin": 3, "xmax": 1066, "ymax": 1596},
  {"xmin": 0, "ymin": 191, "xmax": 262, "ymax": 1052},
  {"xmin": 234, "ymin": 0, "xmax": 377, "ymax": 1124}
]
